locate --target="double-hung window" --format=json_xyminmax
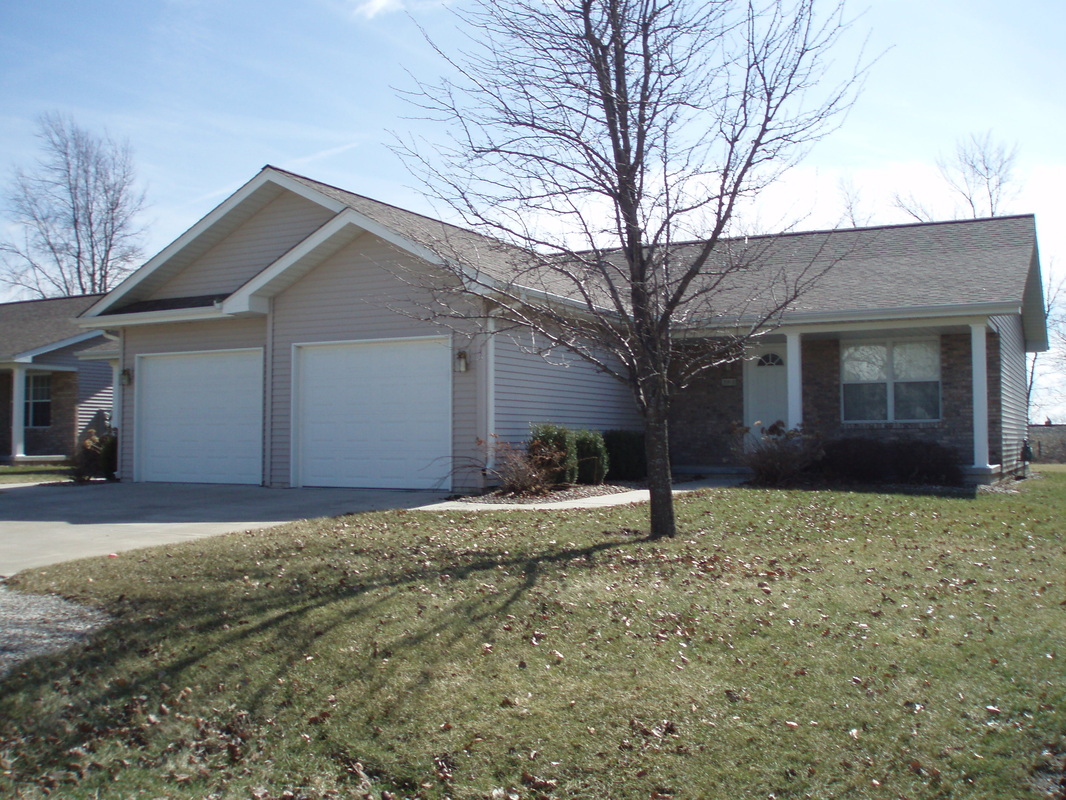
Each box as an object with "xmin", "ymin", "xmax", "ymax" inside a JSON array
[
  {"xmin": 841, "ymin": 340, "xmax": 940, "ymax": 422},
  {"xmin": 25, "ymin": 374, "xmax": 52, "ymax": 428}
]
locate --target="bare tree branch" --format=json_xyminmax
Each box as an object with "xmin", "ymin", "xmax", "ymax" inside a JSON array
[
  {"xmin": 395, "ymin": 0, "xmax": 865, "ymax": 538},
  {"xmin": 0, "ymin": 112, "xmax": 148, "ymax": 298},
  {"xmin": 894, "ymin": 131, "xmax": 1018, "ymax": 222}
]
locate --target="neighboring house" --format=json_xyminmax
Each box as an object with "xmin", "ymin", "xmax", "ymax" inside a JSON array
[
  {"xmin": 0, "ymin": 295, "xmax": 115, "ymax": 462},
  {"xmin": 80, "ymin": 166, "xmax": 1046, "ymax": 489}
]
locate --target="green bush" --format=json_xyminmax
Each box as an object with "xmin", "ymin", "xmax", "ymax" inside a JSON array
[
  {"xmin": 602, "ymin": 429, "xmax": 646, "ymax": 481},
  {"xmin": 574, "ymin": 428, "xmax": 609, "ymax": 484},
  {"xmin": 820, "ymin": 436, "xmax": 964, "ymax": 486},
  {"xmin": 735, "ymin": 420, "xmax": 823, "ymax": 487},
  {"xmin": 70, "ymin": 428, "xmax": 118, "ymax": 483},
  {"xmin": 528, "ymin": 423, "xmax": 578, "ymax": 485}
]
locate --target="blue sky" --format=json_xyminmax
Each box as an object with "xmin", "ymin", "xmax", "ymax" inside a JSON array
[{"xmin": 2, "ymin": 0, "xmax": 1064, "ymax": 414}]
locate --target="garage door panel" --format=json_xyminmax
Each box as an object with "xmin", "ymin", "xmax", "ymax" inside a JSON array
[
  {"xmin": 295, "ymin": 338, "xmax": 452, "ymax": 489},
  {"xmin": 137, "ymin": 350, "xmax": 263, "ymax": 484}
]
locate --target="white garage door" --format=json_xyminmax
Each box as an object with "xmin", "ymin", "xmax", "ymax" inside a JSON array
[
  {"xmin": 136, "ymin": 350, "xmax": 263, "ymax": 484},
  {"xmin": 294, "ymin": 337, "xmax": 452, "ymax": 489}
]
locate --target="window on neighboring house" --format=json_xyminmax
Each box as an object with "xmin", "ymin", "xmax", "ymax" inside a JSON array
[
  {"xmin": 841, "ymin": 340, "xmax": 940, "ymax": 422},
  {"xmin": 25, "ymin": 374, "xmax": 52, "ymax": 428}
]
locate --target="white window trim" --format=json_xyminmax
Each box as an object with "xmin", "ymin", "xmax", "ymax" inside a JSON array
[
  {"xmin": 840, "ymin": 338, "xmax": 942, "ymax": 423},
  {"xmin": 25, "ymin": 373, "xmax": 52, "ymax": 429}
]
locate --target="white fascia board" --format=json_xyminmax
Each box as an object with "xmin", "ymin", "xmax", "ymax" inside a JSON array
[
  {"xmin": 77, "ymin": 349, "xmax": 120, "ymax": 362},
  {"xmin": 79, "ymin": 306, "xmax": 226, "ymax": 328},
  {"xmin": 685, "ymin": 302, "xmax": 1018, "ymax": 337},
  {"xmin": 18, "ymin": 362, "xmax": 79, "ymax": 373},
  {"xmin": 224, "ymin": 207, "xmax": 453, "ymax": 314},
  {"xmin": 82, "ymin": 168, "xmax": 347, "ymax": 318},
  {"xmin": 12, "ymin": 330, "xmax": 106, "ymax": 361}
]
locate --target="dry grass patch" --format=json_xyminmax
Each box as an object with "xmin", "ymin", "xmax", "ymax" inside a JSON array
[{"xmin": 1, "ymin": 476, "xmax": 1064, "ymax": 799}]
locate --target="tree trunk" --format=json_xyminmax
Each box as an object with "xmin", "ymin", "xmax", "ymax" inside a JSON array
[{"xmin": 644, "ymin": 397, "xmax": 676, "ymax": 539}]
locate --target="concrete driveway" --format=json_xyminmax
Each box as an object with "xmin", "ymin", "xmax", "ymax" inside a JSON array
[{"xmin": 0, "ymin": 481, "xmax": 451, "ymax": 577}]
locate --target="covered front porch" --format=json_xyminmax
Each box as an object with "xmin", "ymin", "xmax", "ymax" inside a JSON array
[
  {"xmin": 0, "ymin": 364, "xmax": 79, "ymax": 463},
  {"xmin": 671, "ymin": 316, "xmax": 1017, "ymax": 483}
]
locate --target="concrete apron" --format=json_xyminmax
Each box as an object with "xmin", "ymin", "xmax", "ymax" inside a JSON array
[{"xmin": 0, "ymin": 481, "xmax": 450, "ymax": 576}]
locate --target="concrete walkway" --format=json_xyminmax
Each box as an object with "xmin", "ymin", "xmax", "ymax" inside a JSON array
[{"xmin": 418, "ymin": 474, "xmax": 745, "ymax": 511}]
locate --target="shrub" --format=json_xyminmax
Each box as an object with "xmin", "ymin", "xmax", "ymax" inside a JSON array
[
  {"xmin": 888, "ymin": 439, "xmax": 964, "ymax": 486},
  {"xmin": 488, "ymin": 439, "xmax": 556, "ymax": 495},
  {"xmin": 528, "ymin": 423, "xmax": 579, "ymax": 485},
  {"xmin": 573, "ymin": 428, "xmax": 609, "ymax": 484},
  {"xmin": 819, "ymin": 436, "xmax": 887, "ymax": 484},
  {"xmin": 71, "ymin": 428, "xmax": 118, "ymax": 483},
  {"xmin": 820, "ymin": 436, "xmax": 964, "ymax": 486},
  {"xmin": 734, "ymin": 420, "xmax": 823, "ymax": 487},
  {"xmin": 602, "ymin": 429, "xmax": 646, "ymax": 480}
]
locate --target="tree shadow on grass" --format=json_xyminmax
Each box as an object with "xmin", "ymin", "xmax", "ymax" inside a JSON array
[{"xmin": 0, "ymin": 531, "xmax": 648, "ymax": 792}]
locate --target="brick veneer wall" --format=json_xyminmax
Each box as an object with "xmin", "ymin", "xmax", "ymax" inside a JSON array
[
  {"xmin": 24, "ymin": 372, "xmax": 77, "ymax": 456},
  {"xmin": 0, "ymin": 373, "xmax": 10, "ymax": 455},
  {"xmin": 803, "ymin": 334, "xmax": 977, "ymax": 464},
  {"xmin": 668, "ymin": 360, "xmax": 744, "ymax": 465},
  {"xmin": 672, "ymin": 333, "xmax": 997, "ymax": 470}
]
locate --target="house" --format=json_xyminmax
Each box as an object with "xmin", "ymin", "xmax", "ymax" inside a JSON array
[
  {"xmin": 0, "ymin": 295, "xmax": 115, "ymax": 463},
  {"xmin": 80, "ymin": 166, "xmax": 1046, "ymax": 488},
  {"xmin": 669, "ymin": 218, "xmax": 1047, "ymax": 483}
]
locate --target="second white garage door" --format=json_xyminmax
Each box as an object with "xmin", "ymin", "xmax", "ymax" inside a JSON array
[{"xmin": 293, "ymin": 337, "xmax": 452, "ymax": 489}]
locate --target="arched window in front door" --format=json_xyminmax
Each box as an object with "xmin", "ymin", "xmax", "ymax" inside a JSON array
[{"xmin": 756, "ymin": 352, "xmax": 784, "ymax": 367}]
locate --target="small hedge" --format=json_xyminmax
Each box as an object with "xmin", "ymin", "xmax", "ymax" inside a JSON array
[
  {"xmin": 526, "ymin": 424, "xmax": 610, "ymax": 485},
  {"xmin": 528, "ymin": 423, "xmax": 579, "ymax": 485},
  {"xmin": 602, "ymin": 429, "xmax": 646, "ymax": 481},
  {"xmin": 574, "ymin": 428, "xmax": 609, "ymax": 484},
  {"xmin": 820, "ymin": 436, "xmax": 964, "ymax": 486}
]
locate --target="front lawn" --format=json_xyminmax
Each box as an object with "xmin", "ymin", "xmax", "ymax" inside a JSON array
[
  {"xmin": 2, "ymin": 475, "xmax": 1064, "ymax": 799},
  {"xmin": 0, "ymin": 465, "xmax": 70, "ymax": 485}
]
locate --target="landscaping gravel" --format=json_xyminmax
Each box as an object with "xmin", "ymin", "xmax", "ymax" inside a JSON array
[{"xmin": 0, "ymin": 585, "xmax": 109, "ymax": 679}]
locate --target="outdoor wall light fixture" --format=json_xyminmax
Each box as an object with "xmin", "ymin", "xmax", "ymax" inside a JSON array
[
  {"xmin": 120, "ymin": 368, "xmax": 133, "ymax": 386},
  {"xmin": 455, "ymin": 350, "xmax": 469, "ymax": 373}
]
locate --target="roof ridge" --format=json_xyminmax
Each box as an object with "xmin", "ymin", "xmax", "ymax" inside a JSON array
[
  {"xmin": 263, "ymin": 164, "xmax": 492, "ymax": 242},
  {"xmin": 0, "ymin": 293, "xmax": 106, "ymax": 309},
  {"xmin": 263, "ymin": 165, "xmax": 1034, "ymax": 253}
]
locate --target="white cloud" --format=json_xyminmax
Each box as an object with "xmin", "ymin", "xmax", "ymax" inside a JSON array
[{"xmin": 352, "ymin": 0, "xmax": 405, "ymax": 19}]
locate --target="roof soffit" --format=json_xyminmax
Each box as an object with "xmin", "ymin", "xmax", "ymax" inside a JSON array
[{"xmin": 84, "ymin": 168, "xmax": 348, "ymax": 318}]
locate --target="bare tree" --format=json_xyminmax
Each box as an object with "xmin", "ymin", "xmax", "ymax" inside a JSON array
[
  {"xmin": 0, "ymin": 112, "xmax": 148, "ymax": 298},
  {"xmin": 1029, "ymin": 265, "xmax": 1065, "ymax": 421},
  {"xmin": 895, "ymin": 131, "xmax": 1018, "ymax": 222},
  {"xmin": 399, "ymin": 0, "xmax": 863, "ymax": 538}
]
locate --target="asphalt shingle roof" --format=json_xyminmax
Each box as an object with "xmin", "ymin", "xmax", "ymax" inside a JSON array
[
  {"xmin": 0, "ymin": 295, "xmax": 104, "ymax": 361},
  {"xmin": 277, "ymin": 168, "xmax": 1037, "ymax": 324}
]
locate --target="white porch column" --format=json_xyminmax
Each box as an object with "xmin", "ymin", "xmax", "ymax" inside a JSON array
[
  {"xmin": 10, "ymin": 365, "xmax": 26, "ymax": 458},
  {"xmin": 970, "ymin": 322, "xmax": 990, "ymax": 468},
  {"xmin": 786, "ymin": 331, "xmax": 803, "ymax": 429}
]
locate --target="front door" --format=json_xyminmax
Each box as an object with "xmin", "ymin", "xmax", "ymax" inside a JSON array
[{"xmin": 743, "ymin": 345, "xmax": 788, "ymax": 437}]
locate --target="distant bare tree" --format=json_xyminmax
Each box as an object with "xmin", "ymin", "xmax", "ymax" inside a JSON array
[
  {"xmin": 895, "ymin": 132, "xmax": 1018, "ymax": 222},
  {"xmin": 837, "ymin": 176, "xmax": 872, "ymax": 227},
  {"xmin": 399, "ymin": 0, "xmax": 864, "ymax": 539},
  {"xmin": 0, "ymin": 113, "xmax": 148, "ymax": 298},
  {"xmin": 1029, "ymin": 266, "xmax": 1066, "ymax": 420}
]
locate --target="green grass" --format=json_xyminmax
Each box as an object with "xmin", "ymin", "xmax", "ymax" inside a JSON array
[
  {"xmin": 0, "ymin": 464, "xmax": 70, "ymax": 484},
  {"xmin": 2, "ymin": 476, "xmax": 1065, "ymax": 799}
]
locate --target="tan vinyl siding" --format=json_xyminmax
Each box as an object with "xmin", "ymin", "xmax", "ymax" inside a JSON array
[
  {"xmin": 992, "ymin": 314, "xmax": 1028, "ymax": 474},
  {"xmin": 493, "ymin": 332, "xmax": 642, "ymax": 444},
  {"xmin": 269, "ymin": 232, "xmax": 480, "ymax": 489},
  {"xmin": 75, "ymin": 360, "xmax": 114, "ymax": 439},
  {"xmin": 118, "ymin": 318, "xmax": 267, "ymax": 480},
  {"xmin": 28, "ymin": 339, "xmax": 113, "ymax": 442},
  {"xmin": 150, "ymin": 192, "xmax": 335, "ymax": 300}
]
